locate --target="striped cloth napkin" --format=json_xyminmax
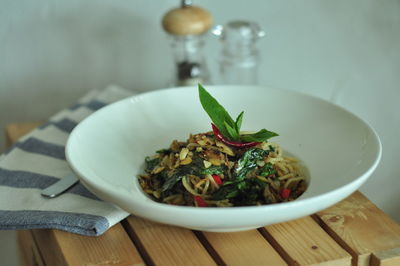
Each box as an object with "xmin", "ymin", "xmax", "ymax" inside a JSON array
[{"xmin": 0, "ymin": 85, "xmax": 136, "ymax": 236}]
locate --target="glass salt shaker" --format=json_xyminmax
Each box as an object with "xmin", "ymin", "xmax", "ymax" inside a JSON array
[
  {"xmin": 162, "ymin": 0, "xmax": 213, "ymax": 86},
  {"xmin": 213, "ymin": 21, "xmax": 265, "ymax": 85}
]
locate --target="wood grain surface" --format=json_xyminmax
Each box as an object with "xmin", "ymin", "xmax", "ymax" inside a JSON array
[
  {"xmin": 370, "ymin": 247, "xmax": 400, "ymax": 266},
  {"xmin": 32, "ymin": 224, "xmax": 144, "ymax": 266},
  {"xmin": 201, "ymin": 230, "xmax": 287, "ymax": 266},
  {"xmin": 17, "ymin": 230, "xmax": 45, "ymax": 266},
  {"xmin": 6, "ymin": 122, "xmax": 400, "ymax": 266},
  {"xmin": 261, "ymin": 216, "xmax": 352, "ymax": 265},
  {"xmin": 316, "ymin": 192, "xmax": 400, "ymax": 266},
  {"xmin": 125, "ymin": 216, "xmax": 216, "ymax": 266},
  {"xmin": 5, "ymin": 122, "xmax": 42, "ymax": 146}
]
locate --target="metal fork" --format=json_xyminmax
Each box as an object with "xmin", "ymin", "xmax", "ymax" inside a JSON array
[{"xmin": 41, "ymin": 174, "xmax": 79, "ymax": 198}]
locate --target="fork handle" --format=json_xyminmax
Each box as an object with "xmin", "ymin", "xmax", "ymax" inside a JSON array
[{"xmin": 41, "ymin": 174, "xmax": 79, "ymax": 198}]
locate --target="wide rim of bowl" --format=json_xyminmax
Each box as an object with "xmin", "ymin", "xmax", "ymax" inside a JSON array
[{"xmin": 65, "ymin": 85, "xmax": 382, "ymax": 218}]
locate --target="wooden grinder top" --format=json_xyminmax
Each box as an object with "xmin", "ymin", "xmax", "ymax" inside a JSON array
[{"xmin": 162, "ymin": 4, "xmax": 213, "ymax": 36}]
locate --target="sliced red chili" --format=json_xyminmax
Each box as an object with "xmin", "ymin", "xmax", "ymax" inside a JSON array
[
  {"xmin": 194, "ymin": 195, "xmax": 208, "ymax": 207},
  {"xmin": 211, "ymin": 123, "xmax": 260, "ymax": 148},
  {"xmin": 280, "ymin": 188, "xmax": 291, "ymax": 199},
  {"xmin": 212, "ymin": 174, "xmax": 223, "ymax": 185}
]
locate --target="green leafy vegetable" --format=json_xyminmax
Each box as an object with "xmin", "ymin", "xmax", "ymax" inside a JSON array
[
  {"xmin": 201, "ymin": 165, "xmax": 225, "ymax": 175},
  {"xmin": 198, "ymin": 84, "xmax": 279, "ymax": 142},
  {"xmin": 161, "ymin": 174, "xmax": 183, "ymax": 192},
  {"xmin": 145, "ymin": 157, "xmax": 160, "ymax": 173},
  {"xmin": 240, "ymin": 129, "xmax": 279, "ymax": 142},
  {"xmin": 161, "ymin": 154, "xmax": 205, "ymax": 193},
  {"xmin": 235, "ymin": 111, "xmax": 244, "ymax": 133},
  {"xmin": 156, "ymin": 148, "xmax": 170, "ymax": 154},
  {"xmin": 235, "ymin": 148, "xmax": 269, "ymax": 180},
  {"xmin": 237, "ymin": 180, "xmax": 249, "ymax": 190},
  {"xmin": 212, "ymin": 178, "xmax": 268, "ymax": 205},
  {"xmin": 198, "ymin": 84, "xmax": 236, "ymax": 139},
  {"xmin": 269, "ymin": 145, "xmax": 275, "ymax": 152},
  {"xmin": 224, "ymin": 121, "xmax": 240, "ymax": 141},
  {"xmin": 259, "ymin": 162, "xmax": 277, "ymax": 176},
  {"xmin": 212, "ymin": 182, "xmax": 239, "ymax": 200}
]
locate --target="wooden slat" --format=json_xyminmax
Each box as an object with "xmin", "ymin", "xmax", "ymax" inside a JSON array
[
  {"xmin": 370, "ymin": 247, "xmax": 400, "ymax": 266},
  {"xmin": 201, "ymin": 230, "xmax": 287, "ymax": 266},
  {"xmin": 17, "ymin": 230, "xmax": 45, "ymax": 266},
  {"xmin": 5, "ymin": 121, "xmax": 42, "ymax": 146},
  {"xmin": 17, "ymin": 231, "xmax": 33, "ymax": 266},
  {"xmin": 125, "ymin": 216, "xmax": 217, "ymax": 266},
  {"xmin": 32, "ymin": 224, "xmax": 144, "ymax": 266},
  {"xmin": 261, "ymin": 216, "xmax": 352, "ymax": 265},
  {"xmin": 316, "ymin": 191, "xmax": 400, "ymax": 266}
]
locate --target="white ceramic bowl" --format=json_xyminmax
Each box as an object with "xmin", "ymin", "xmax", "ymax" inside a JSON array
[{"xmin": 66, "ymin": 85, "xmax": 381, "ymax": 232}]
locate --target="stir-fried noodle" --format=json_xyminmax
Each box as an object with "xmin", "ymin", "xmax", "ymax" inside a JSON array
[{"xmin": 138, "ymin": 131, "xmax": 306, "ymax": 207}]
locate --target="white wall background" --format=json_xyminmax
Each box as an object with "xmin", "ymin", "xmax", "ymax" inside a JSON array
[{"xmin": 0, "ymin": 1, "xmax": 399, "ymax": 263}]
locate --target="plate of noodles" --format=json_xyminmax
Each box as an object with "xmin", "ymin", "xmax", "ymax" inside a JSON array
[{"xmin": 66, "ymin": 85, "xmax": 381, "ymax": 232}]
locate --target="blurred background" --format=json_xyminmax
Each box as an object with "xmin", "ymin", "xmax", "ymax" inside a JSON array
[{"xmin": 0, "ymin": 0, "xmax": 399, "ymax": 264}]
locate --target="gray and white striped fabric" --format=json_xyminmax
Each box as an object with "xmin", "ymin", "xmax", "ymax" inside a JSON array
[{"xmin": 0, "ymin": 86, "xmax": 135, "ymax": 236}]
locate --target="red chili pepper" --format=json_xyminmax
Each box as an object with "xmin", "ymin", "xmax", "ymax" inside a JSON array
[
  {"xmin": 194, "ymin": 195, "xmax": 208, "ymax": 207},
  {"xmin": 212, "ymin": 174, "xmax": 223, "ymax": 185},
  {"xmin": 280, "ymin": 188, "xmax": 291, "ymax": 199},
  {"xmin": 211, "ymin": 123, "xmax": 260, "ymax": 148}
]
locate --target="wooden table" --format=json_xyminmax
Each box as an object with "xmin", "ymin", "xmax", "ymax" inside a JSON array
[{"xmin": 5, "ymin": 122, "xmax": 400, "ymax": 266}]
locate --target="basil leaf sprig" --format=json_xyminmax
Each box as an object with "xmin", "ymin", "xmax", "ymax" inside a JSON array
[{"xmin": 198, "ymin": 84, "xmax": 279, "ymax": 143}]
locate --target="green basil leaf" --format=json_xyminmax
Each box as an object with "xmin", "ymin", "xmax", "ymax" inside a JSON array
[
  {"xmin": 198, "ymin": 84, "xmax": 235, "ymax": 138},
  {"xmin": 201, "ymin": 165, "xmax": 224, "ymax": 175},
  {"xmin": 156, "ymin": 148, "xmax": 170, "ymax": 154},
  {"xmin": 224, "ymin": 121, "xmax": 240, "ymax": 141},
  {"xmin": 240, "ymin": 129, "xmax": 279, "ymax": 142},
  {"xmin": 211, "ymin": 183, "xmax": 238, "ymax": 200},
  {"xmin": 161, "ymin": 174, "xmax": 183, "ymax": 192},
  {"xmin": 259, "ymin": 162, "xmax": 277, "ymax": 176},
  {"xmin": 226, "ymin": 190, "xmax": 239, "ymax": 199},
  {"xmin": 235, "ymin": 111, "xmax": 244, "ymax": 133},
  {"xmin": 145, "ymin": 156, "xmax": 160, "ymax": 173},
  {"xmin": 235, "ymin": 148, "xmax": 269, "ymax": 179},
  {"xmin": 237, "ymin": 181, "xmax": 249, "ymax": 190}
]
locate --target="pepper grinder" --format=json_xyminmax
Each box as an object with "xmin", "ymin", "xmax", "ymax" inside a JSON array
[
  {"xmin": 213, "ymin": 21, "xmax": 265, "ymax": 85},
  {"xmin": 162, "ymin": 0, "xmax": 213, "ymax": 86}
]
